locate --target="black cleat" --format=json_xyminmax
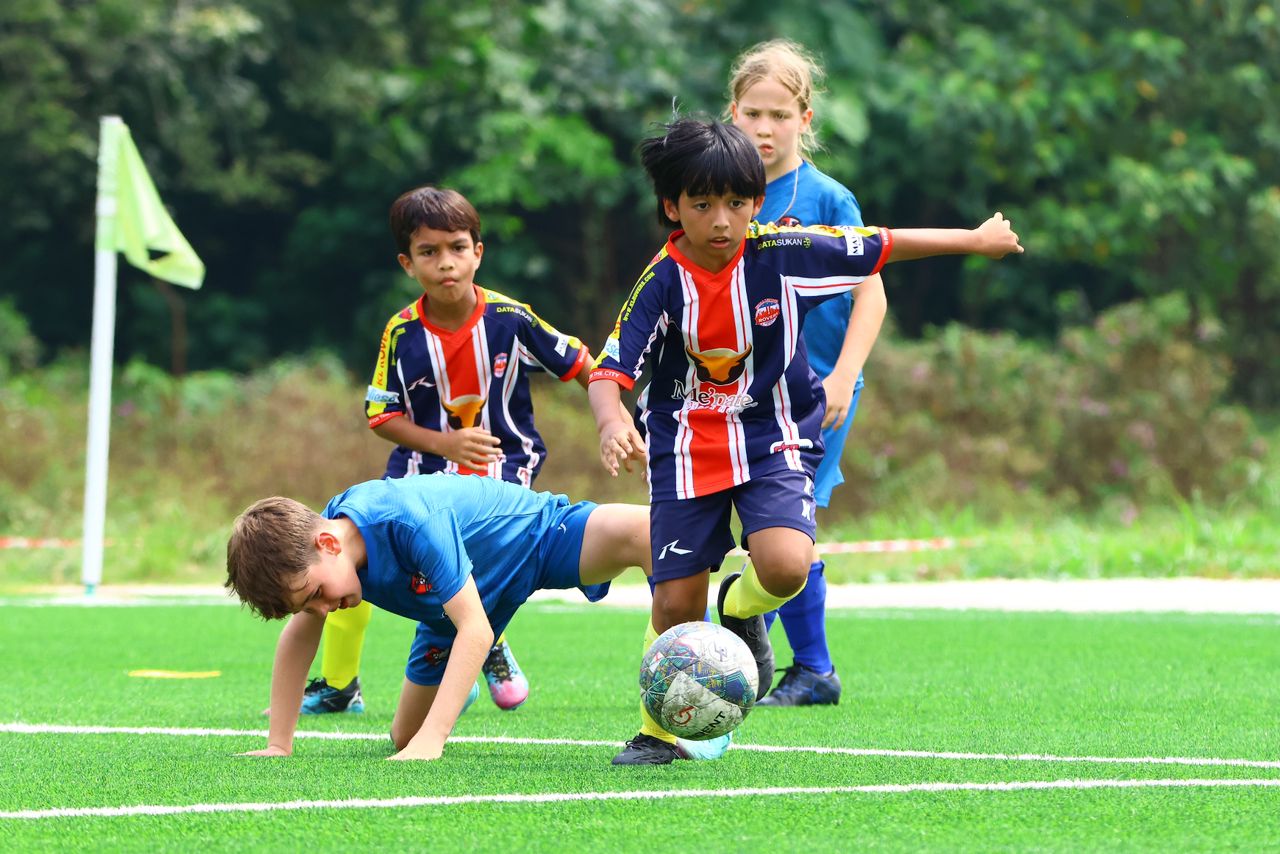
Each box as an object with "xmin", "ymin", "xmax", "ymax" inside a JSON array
[
  {"xmin": 611, "ymin": 734, "xmax": 681, "ymax": 766},
  {"xmin": 716, "ymin": 572, "xmax": 775, "ymax": 701},
  {"xmin": 757, "ymin": 663, "xmax": 842, "ymax": 707},
  {"xmin": 299, "ymin": 676, "xmax": 365, "ymax": 714}
]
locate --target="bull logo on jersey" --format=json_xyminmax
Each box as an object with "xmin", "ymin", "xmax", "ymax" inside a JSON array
[
  {"xmin": 684, "ymin": 344, "xmax": 752, "ymax": 386},
  {"xmin": 442, "ymin": 394, "xmax": 486, "ymax": 429}
]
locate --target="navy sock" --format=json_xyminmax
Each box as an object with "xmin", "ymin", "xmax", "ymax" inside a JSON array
[{"xmin": 777, "ymin": 561, "xmax": 832, "ymax": 673}]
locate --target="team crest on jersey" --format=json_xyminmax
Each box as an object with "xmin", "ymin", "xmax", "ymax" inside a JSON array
[
  {"xmin": 398, "ymin": 307, "xmax": 414, "ymax": 320},
  {"xmin": 424, "ymin": 645, "xmax": 450, "ymax": 665},
  {"xmin": 778, "ymin": 215, "xmax": 802, "ymax": 227},
  {"xmin": 493, "ymin": 352, "xmax": 509, "ymax": 378},
  {"xmin": 442, "ymin": 394, "xmax": 485, "ymax": 429},
  {"xmin": 684, "ymin": 344, "xmax": 753, "ymax": 386},
  {"xmin": 409, "ymin": 572, "xmax": 432, "ymax": 595},
  {"xmin": 754, "ymin": 299, "xmax": 780, "ymax": 327}
]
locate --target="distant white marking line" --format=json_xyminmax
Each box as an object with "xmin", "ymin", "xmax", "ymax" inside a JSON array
[
  {"xmin": 3, "ymin": 723, "xmax": 1279, "ymax": 770},
  {"xmin": 3, "ymin": 779, "xmax": 1279, "ymax": 820}
]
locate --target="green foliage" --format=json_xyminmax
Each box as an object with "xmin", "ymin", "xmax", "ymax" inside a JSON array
[
  {"xmin": 844, "ymin": 295, "xmax": 1267, "ymax": 517},
  {"xmin": 3, "ymin": 1, "xmax": 1277, "ymax": 402}
]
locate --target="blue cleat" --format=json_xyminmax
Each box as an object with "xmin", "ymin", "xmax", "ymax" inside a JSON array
[
  {"xmin": 461, "ymin": 681, "xmax": 481, "ymax": 715},
  {"xmin": 756, "ymin": 664, "xmax": 842, "ymax": 707},
  {"xmin": 676, "ymin": 730, "xmax": 734, "ymax": 761},
  {"xmin": 299, "ymin": 676, "xmax": 365, "ymax": 714}
]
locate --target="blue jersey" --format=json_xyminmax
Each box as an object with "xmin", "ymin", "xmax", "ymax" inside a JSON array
[
  {"xmin": 758, "ymin": 161, "xmax": 865, "ymax": 381},
  {"xmin": 365, "ymin": 286, "xmax": 590, "ymax": 485},
  {"xmin": 323, "ymin": 475, "xmax": 577, "ymax": 641},
  {"xmin": 591, "ymin": 222, "xmax": 890, "ymax": 501}
]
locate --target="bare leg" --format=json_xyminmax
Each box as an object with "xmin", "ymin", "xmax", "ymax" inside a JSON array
[{"xmin": 578, "ymin": 503, "xmax": 650, "ymax": 586}]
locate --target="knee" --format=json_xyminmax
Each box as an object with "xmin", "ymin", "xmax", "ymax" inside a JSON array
[{"xmin": 756, "ymin": 557, "xmax": 810, "ymax": 598}]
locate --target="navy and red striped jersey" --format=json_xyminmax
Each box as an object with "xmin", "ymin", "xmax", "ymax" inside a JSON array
[
  {"xmin": 366, "ymin": 285, "xmax": 590, "ymax": 484},
  {"xmin": 590, "ymin": 222, "xmax": 890, "ymax": 501}
]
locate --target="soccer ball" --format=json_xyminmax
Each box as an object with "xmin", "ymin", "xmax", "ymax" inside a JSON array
[{"xmin": 640, "ymin": 621, "xmax": 758, "ymax": 740}]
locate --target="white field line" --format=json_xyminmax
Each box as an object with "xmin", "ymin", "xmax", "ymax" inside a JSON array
[
  {"xmin": 3, "ymin": 778, "xmax": 1279, "ymax": 820},
  {"xmin": 3, "ymin": 723, "xmax": 1279, "ymax": 770}
]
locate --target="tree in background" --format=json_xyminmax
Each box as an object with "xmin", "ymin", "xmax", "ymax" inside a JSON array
[{"xmin": 1, "ymin": 0, "xmax": 1277, "ymax": 404}]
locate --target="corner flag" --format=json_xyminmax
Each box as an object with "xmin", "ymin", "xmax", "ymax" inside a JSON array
[
  {"xmin": 96, "ymin": 118, "xmax": 205, "ymax": 289},
  {"xmin": 82, "ymin": 116, "xmax": 204, "ymax": 594}
]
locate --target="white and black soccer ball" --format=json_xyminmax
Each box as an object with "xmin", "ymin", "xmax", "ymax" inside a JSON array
[{"xmin": 639, "ymin": 621, "xmax": 758, "ymax": 740}]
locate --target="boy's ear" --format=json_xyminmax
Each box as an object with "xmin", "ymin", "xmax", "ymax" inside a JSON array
[
  {"xmin": 473, "ymin": 241, "xmax": 483, "ymax": 267},
  {"xmin": 397, "ymin": 253, "xmax": 414, "ymax": 277},
  {"xmin": 753, "ymin": 196, "xmax": 765, "ymax": 217},
  {"xmin": 315, "ymin": 529, "xmax": 341, "ymax": 555},
  {"xmin": 661, "ymin": 197, "xmax": 681, "ymax": 225}
]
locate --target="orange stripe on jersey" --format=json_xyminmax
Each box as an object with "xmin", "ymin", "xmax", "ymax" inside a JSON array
[{"xmin": 419, "ymin": 288, "xmax": 491, "ymax": 476}]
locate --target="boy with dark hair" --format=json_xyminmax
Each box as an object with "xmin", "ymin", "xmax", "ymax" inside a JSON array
[
  {"xmin": 589, "ymin": 116, "xmax": 1022, "ymax": 764},
  {"xmin": 303, "ymin": 186, "xmax": 601, "ymax": 717},
  {"xmin": 228, "ymin": 475, "xmax": 651, "ymax": 761}
]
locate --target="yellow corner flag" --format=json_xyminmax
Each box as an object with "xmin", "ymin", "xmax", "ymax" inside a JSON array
[{"xmin": 95, "ymin": 118, "xmax": 205, "ymax": 290}]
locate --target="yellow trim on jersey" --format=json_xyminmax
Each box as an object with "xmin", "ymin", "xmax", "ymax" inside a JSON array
[
  {"xmin": 749, "ymin": 220, "xmax": 879, "ymax": 239},
  {"xmin": 366, "ymin": 300, "xmax": 421, "ymax": 419}
]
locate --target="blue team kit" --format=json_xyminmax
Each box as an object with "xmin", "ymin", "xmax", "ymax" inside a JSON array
[{"xmin": 323, "ymin": 475, "xmax": 602, "ymax": 686}]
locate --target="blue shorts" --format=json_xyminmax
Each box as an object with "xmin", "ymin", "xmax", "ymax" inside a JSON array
[
  {"xmin": 405, "ymin": 499, "xmax": 607, "ymax": 686},
  {"xmin": 814, "ymin": 382, "xmax": 863, "ymax": 508},
  {"xmin": 649, "ymin": 469, "xmax": 817, "ymax": 584}
]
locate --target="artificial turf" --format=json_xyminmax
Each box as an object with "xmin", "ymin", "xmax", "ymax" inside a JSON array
[{"xmin": 2, "ymin": 596, "xmax": 1278, "ymax": 851}]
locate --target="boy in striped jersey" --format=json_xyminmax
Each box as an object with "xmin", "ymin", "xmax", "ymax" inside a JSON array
[
  {"xmin": 589, "ymin": 117, "xmax": 1022, "ymax": 764},
  {"xmin": 304, "ymin": 186, "xmax": 597, "ymax": 717}
]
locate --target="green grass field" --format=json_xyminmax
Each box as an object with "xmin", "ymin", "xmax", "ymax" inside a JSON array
[{"xmin": 3, "ymin": 596, "xmax": 1279, "ymax": 851}]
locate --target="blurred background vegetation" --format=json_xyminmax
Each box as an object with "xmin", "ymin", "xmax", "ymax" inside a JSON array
[{"xmin": 0, "ymin": 0, "xmax": 1277, "ymax": 582}]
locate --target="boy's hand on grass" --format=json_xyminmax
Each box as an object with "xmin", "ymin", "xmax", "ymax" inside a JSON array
[
  {"xmin": 440, "ymin": 427, "xmax": 503, "ymax": 469},
  {"xmin": 974, "ymin": 212, "xmax": 1024, "ymax": 258},
  {"xmin": 599, "ymin": 421, "xmax": 646, "ymax": 476},
  {"xmin": 239, "ymin": 745, "xmax": 291, "ymax": 757},
  {"xmin": 388, "ymin": 743, "xmax": 443, "ymax": 761}
]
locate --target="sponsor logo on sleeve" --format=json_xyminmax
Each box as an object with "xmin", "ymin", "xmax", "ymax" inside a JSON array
[
  {"xmin": 753, "ymin": 298, "xmax": 780, "ymax": 327},
  {"xmin": 841, "ymin": 226, "xmax": 865, "ymax": 256},
  {"xmin": 409, "ymin": 572, "xmax": 433, "ymax": 595},
  {"xmin": 602, "ymin": 337, "xmax": 621, "ymax": 361},
  {"xmin": 365, "ymin": 386, "xmax": 400, "ymax": 404},
  {"xmin": 554, "ymin": 334, "xmax": 569, "ymax": 356}
]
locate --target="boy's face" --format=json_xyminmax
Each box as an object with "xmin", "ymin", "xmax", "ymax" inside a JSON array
[
  {"xmin": 286, "ymin": 532, "xmax": 363, "ymax": 617},
  {"xmin": 397, "ymin": 225, "xmax": 484, "ymax": 309},
  {"xmin": 663, "ymin": 191, "xmax": 764, "ymax": 271},
  {"xmin": 731, "ymin": 77, "xmax": 812, "ymax": 178}
]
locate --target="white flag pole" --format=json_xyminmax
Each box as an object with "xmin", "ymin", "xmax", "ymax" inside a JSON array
[{"xmin": 82, "ymin": 115, "xmax": 123, "ymax": 596}]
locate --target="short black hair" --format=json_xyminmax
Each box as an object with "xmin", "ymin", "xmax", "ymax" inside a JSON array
[
  {"xmin": 388, "ymin": 186, "xmax": 482, "ymax": 255},
  {"xmin": 638, "ymin": 117, "xmax": 766, "ymax": 226}
]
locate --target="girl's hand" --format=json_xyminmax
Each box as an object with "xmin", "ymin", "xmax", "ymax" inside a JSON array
[{"xmin": 440, "ymin": 427, "xmax": 503, "ymax": 469}]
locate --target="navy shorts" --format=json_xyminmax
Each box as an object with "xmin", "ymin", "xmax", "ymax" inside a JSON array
[
  {"xmin": 649, "ymin": 468, "xmax": 818, "ymax": 584},
  {"xmin": 405, "ymin": 499, "xmax": 608, "ymax": 686}
]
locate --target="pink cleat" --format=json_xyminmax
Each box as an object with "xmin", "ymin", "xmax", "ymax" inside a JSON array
[{"xmin": 482, "ymin": 638, "xmax": 529, "ymax": 710}]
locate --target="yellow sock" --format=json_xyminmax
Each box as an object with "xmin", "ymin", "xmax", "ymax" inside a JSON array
[
  {"xmin": 638, "ymin": 620, "xmax": 676, "ymax": 743},
  {"xmin": 320, "ymin": 599, "xmax": 373, "ymax": 689},
  {"xmin": 722, "ymin": 563, "xmax": 804, "ymax": 619}
]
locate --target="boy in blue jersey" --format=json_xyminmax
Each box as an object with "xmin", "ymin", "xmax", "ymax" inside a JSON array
[
  {"xmin": 226, "ymin": 475, "xmax": 650, "ymax": 761},
  {"xmin": 589, "ymin": 117, "xmax": 1022, "ymax": 764}
]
